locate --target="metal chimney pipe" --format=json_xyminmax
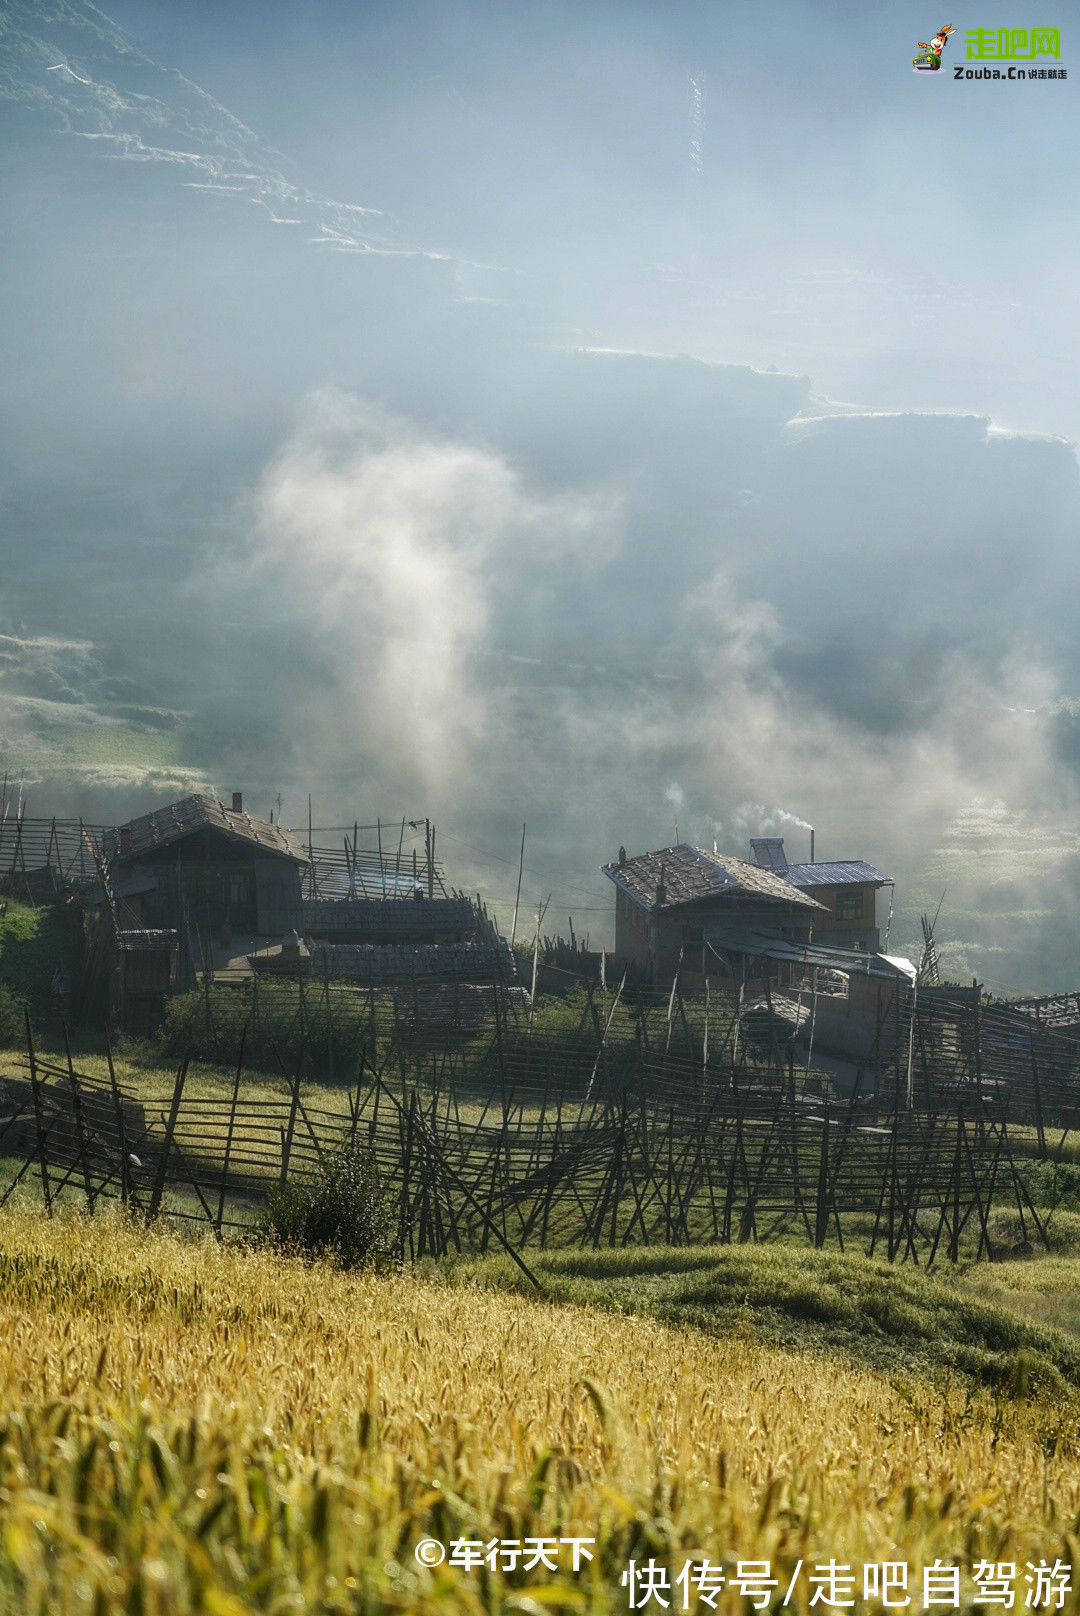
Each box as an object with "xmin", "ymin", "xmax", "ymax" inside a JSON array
[{"xmin": 809, "ymin": 828, "xmax": 815, "ymax": 864}]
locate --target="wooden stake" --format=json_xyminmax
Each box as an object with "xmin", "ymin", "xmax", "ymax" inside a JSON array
[
  {"xmin": 62, "ymin": 1022, "xmax": 95, "ymax": 1213},
  {"xmin": 510, "ymin": 822, "xmax": 526, "ymax": 949},
  {"xmin": 24, "ymin": 1009, "xmax": 51, "ymax": 1215},
  {"xmin": 149, "ymin": 1058, "xmax": 188, "ymax": 1221}
]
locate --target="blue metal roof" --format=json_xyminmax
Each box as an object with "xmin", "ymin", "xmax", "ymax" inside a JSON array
[{"xmin": 783, "ymin": 860, "xmax": 891, "ymax": 888}]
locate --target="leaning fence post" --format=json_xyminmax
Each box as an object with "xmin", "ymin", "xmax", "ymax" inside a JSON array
[
  {"xmin": 62, "ymin": 1022, "xmax": 95, "ymax": 1213},
  {"xmin": 24, "ymin": 1009, "xmax": 52, "ymax": 1214},
  {"xmin": 814, "ymin": 1104, "xmax": 830, "ymax": 1250},
  {"xmin": 104, "ymin": 1025, "xmax": 130, "ymax": 1207},
  {"xmin": 279, "ymin": 1067, "xmax": 300, "ymax": 1190},
  {"xmin": 149, "ymin": 1057, "xmax": 188, "ymax": 1220},
  {"xmin": 1031, "ymin": 1003, "xmax": 1047, "ymax": 1160},
  {"xmin": 216, "ymin": 1024, "xmax": 248, "ymax": 1234}
]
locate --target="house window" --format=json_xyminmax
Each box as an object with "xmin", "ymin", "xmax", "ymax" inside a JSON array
[
  {"xmin": 227, "ymin": 870, "xmax": 256, "ymax": 910},
  {"xmin": 835, "ymin": 890, "xmax": 865, "ymax": 921}
]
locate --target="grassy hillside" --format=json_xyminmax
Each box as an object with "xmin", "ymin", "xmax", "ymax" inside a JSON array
[
  {"xmin": 465, "ymin": 1230, "xmax": 1080, "ymax": 1391},
  {"xmin": 0, "ymin": 706, "xmax": 203, "ymax": 795},
  {"xmin": 1, "ymin": 1210, "xmax": 1080, "ymax": 1613}
]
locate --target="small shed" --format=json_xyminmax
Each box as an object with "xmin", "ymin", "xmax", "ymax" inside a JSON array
[{"xmin": 110, "ymin": 928, "xmax": 179, "ymax": 1037}]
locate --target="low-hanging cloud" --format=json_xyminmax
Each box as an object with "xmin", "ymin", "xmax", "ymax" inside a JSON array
[
  {"xmin": 233, "ymin": 391, "xmax": 623, "ymax": 807},
  {"xmin": 192, "ymin": 387, "xmax": 1075, "ymax": 976},
  {"xmin": 10, "ymin": 347, "xmax": 1080, "ymax": 987}
]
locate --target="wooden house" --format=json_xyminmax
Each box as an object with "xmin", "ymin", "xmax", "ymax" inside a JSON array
[
  {"xmin": 604, "ymin": 839, "xmax": 916, "ymax": 1069},
  {"xmin": 748, "ymin": 837, "xmax": 891, "ymax": 952},
  {"xmin": 602, "ymin": 842, "xmax": 825, "ymax": 984},
  {"xmin": 103, "ymin": 793, "xmax": 309, "ymax": 943}
]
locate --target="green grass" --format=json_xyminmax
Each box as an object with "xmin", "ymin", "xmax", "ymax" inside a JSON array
[
  {"xmin": 956, "ymin": 1234, "xmax": 1080, "ymax": 1343},
  {"xmin": 1009, "ymin": 1125, "xmax": 1080, "ymax": 1165},
  {"xmin": 0, "ymin": 711, "xmax": 199, "ymax": 785},
  {"xmin": 461, "ymin": 1232, "xmax": 1080, "ymax": 1403},
  {"xmin": 0, "ymin": 1039, "xmax": 296, "ymax": 1107}
]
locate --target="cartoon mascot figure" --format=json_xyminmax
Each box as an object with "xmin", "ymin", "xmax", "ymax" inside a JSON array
[{"xmin": 914, "ymin": 24, "xmax": 955, "ymax": 69}]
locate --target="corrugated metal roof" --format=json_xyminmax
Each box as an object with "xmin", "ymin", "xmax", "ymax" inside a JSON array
[
  {"xmin": 700, "ymin": 918, "xmax": 915, "ymax": 979},
  {"xmin": 783, "ymin": 860, "xmax": 891, "ymax": 888},
  {"xmin": 104, "ymin": 795, "xmax": 309, "ymax": 866},
  {"xmin": 602, "ymin": 843, "xmax": 825, "ymax": 913},
  {"xmin": 878, "ymin": 953, "xmax": 918, "ymax": 979}
]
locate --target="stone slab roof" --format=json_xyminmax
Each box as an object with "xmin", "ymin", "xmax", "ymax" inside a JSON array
[
  {"xmin": 104, "ymin": 795, "xmax": 308, "ymax": 866},
  {"xmin": 602, "ymin": 843, "xmax": 825, "ymax": 914}
]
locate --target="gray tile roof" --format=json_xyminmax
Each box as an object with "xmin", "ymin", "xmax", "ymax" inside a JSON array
[
  {"xmin": 602, "ymin": 843, "xmax": 825, "ymax": 914},
  {"xmin": 105, "ymin": 795, "xmax": 308, "ymax": 866},
  {"xmin": 783, "ymin": 860, "xmax": 891, "ymax": 888}
]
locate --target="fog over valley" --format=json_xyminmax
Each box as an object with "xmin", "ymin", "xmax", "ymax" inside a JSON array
[{"xmin": 3, "ymin": 0, "xmax": 1079, "ymax": 990}]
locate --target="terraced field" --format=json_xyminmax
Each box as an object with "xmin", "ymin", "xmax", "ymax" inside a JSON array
[{"xmin": 1, "ymin": 1208, "xmax": 1080, "ymax": 1613}]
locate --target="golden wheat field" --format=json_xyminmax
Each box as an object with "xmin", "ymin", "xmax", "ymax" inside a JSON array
[{"xmin": 0, "ymin": 1209, "xmax": 1079, "ymax": 1614}]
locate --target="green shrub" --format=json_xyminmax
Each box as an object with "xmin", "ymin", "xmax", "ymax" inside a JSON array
[
  {"xmin": 0, "ymin": 901, "xmax": 82, "ymax": 1032},
  {"xmin": 1015, "ymin": 1158, "xmax": 1080, "ymax": 1211},
  {"xmin": 259, "ymin": 1142, "xmax": 398, "ymax": 1269},
  {"xmin": 155, "ymin": 980, "xmax": 383, "ymax": 1077},
  {"xmin": 0, "ymin": 981, "xmax": 27, "ymax": 1045}
]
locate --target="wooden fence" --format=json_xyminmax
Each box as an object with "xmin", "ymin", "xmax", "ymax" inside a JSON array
[{"xmin": 0, "ymin": 1002, "xmax": 1057, "ymax": 1269}]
